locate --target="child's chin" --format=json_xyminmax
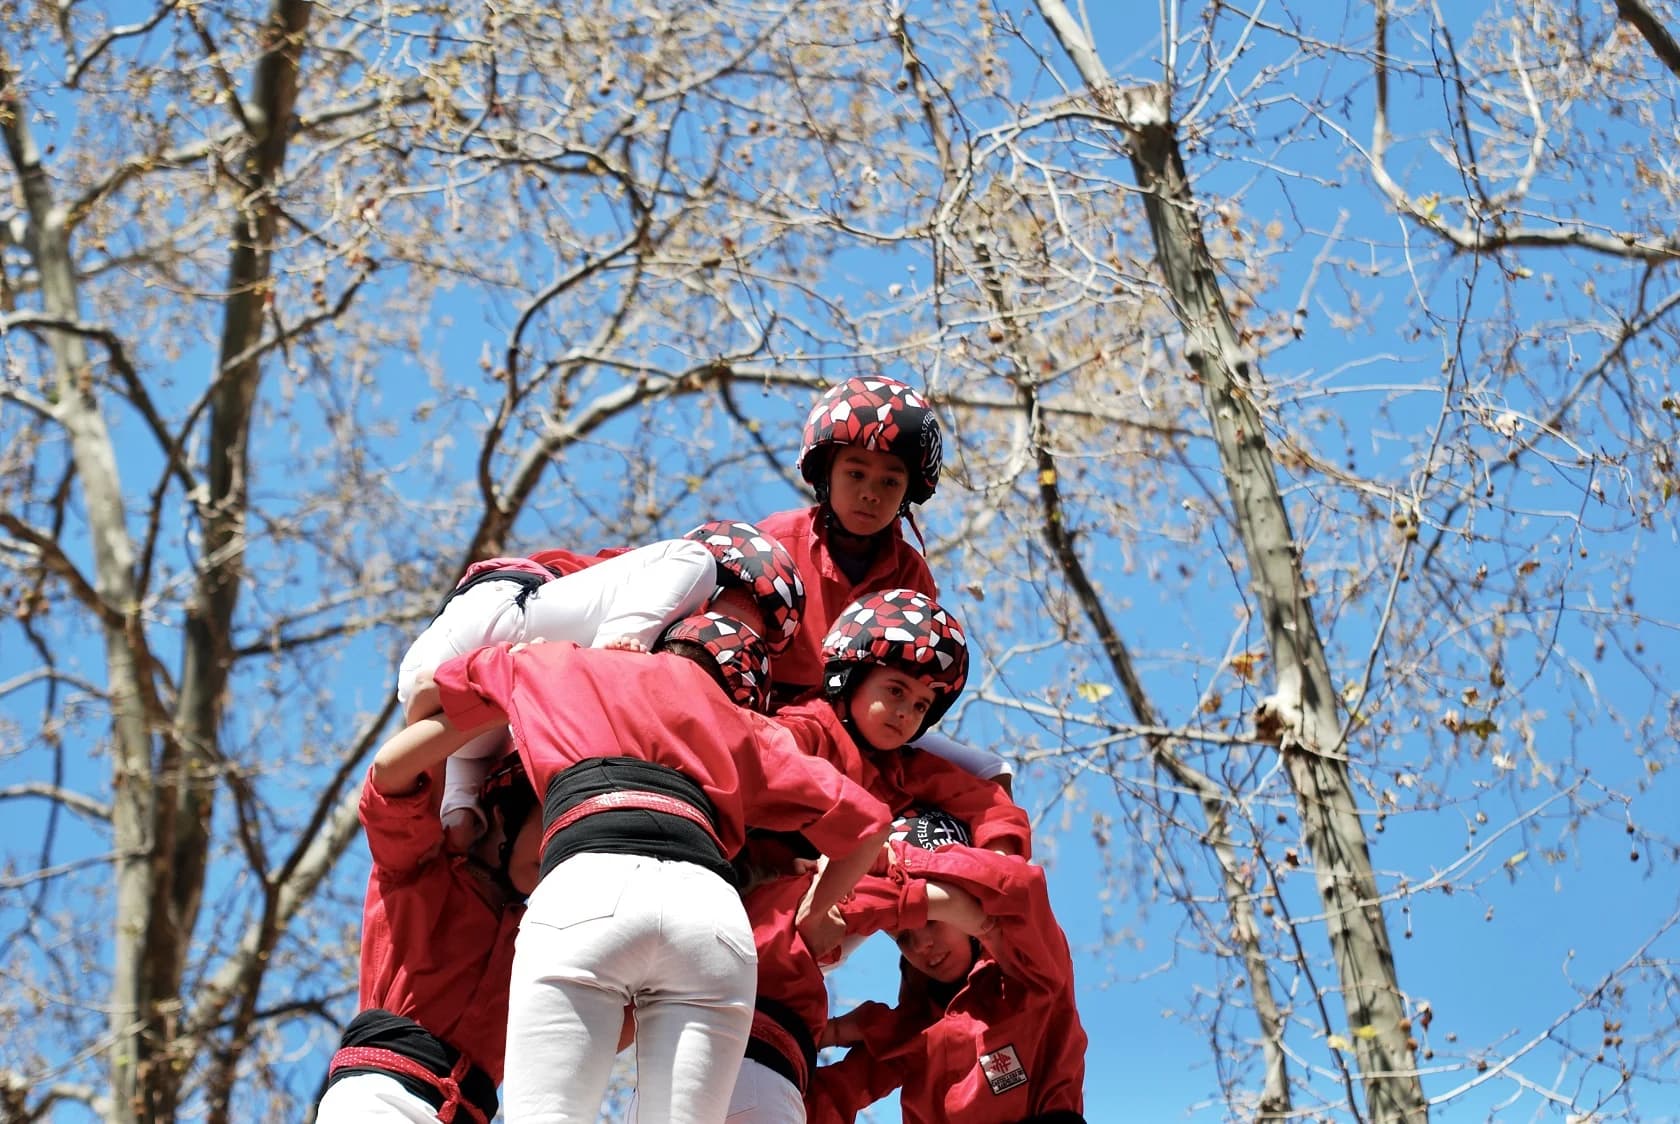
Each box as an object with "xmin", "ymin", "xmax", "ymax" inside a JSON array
[{"xmin": 839, "ymin": 515, "xmax": 893, "ymax": 537}]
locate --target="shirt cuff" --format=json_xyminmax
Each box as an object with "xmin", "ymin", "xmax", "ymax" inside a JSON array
[{"xmin": 433, "ymin": 650, "xmax": 507, "ymax": 731}]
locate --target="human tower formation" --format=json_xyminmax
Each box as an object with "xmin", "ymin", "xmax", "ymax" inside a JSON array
[{"xmin": 315, "ymin": 377, "xmax": 1089, "ymax": 1124}]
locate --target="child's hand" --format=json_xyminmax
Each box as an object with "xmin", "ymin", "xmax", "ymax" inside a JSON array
[
  {"xmin": 867, "ymin": 837, "xmax": 906, "ymax": 878},
  {"xmin": 403, "ymin": 671, "xmax": 442, "ymax": 725},
  {"xmin": 927, "ymin": 881, "xmax": 990, "ymax": 938},
  {"xmin": 820, "ymin": 1001, "xmax": 892, "ymax": 1048},
  {"xmin": 599, "ymin": 635, "xmax": 648, "ymax": 653},
  {"xmin": 797, "ymin": 903, "xmax": 847, "ymax": 958},
  {"xmin": 442, "ymin": 806, "xmax": 486, "ymax": 853}
]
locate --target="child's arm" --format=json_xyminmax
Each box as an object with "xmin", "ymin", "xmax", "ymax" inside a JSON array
[
  {"xmin": 909, "ymin": 729, "xmax": 1011, "ymax": 784},
  {"xmin": 820, "ymin": 1000, "xmax": 893, "ymax": 1049},
  {"xmin": 805, "ymin": 1042, "xmax": 910, "ymax": 1124},
  {"xmin": 899, "ymin": 846, "xmax": 1072, "ymax": 994},
  {"xmin": 795, "ymin": 825, "xmax": 891, "ymax": 956},
  {"xmin": 925, "ymin": 879, "xmax": 990, "ymax": 933},
  {"xmin": 403, "ymin": 666, "xmax": 443, "ymax": 725},
  {"xmin": 899, "ymin": 753, "xmax": 1031, "ymax": 857},
  {"xmin": 371, "ymin": 709, "xmax": 505, "ymax": 796},
  {"xmin": 835, "ymin": 845, "xmax": 988, "ymax": 939},
  {"xmin": 740, "ymin": 717, "xmax": 894, "ymax": 861},
  {"xmin": 738, "ymin": 719, "xmax": 895, "ymax": 955}
]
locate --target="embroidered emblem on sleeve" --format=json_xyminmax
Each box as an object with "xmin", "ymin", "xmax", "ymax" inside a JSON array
[{"xmin": 979, "ymin": 1044, "xmax": 1029, "ymax": 1095}]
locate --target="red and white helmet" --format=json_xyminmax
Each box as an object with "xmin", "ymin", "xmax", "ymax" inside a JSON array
[
  {"xmin": 681, "ymin": 521, "xmax": 805, "ymax": 655},
  {"xmin": 820, "ymin": 588, "xmax": 968, "ymax": 734},
  {"xmin": 798, "ymin": 376, "xmax": 942, "ymax": 506},
  {"xmin": 658, "ymin": 612, "xmax": 772, "ymax": 711}
]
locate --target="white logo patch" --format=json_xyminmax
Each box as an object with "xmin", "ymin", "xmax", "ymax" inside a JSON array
[{"xmin": 979, "ymin": 1044, "xmax": 1028, "ymax": 1095}]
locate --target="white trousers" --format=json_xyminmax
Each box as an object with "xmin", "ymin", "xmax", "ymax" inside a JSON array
[
  {"xmin": 626, "ymin": 1057, "xmax": 806, "ymax": 1124},
  {"xmin": 502, "ymin": 852, "xmax": 757, "ymax": 1123},
  {"xmin": 316, "ymin": 1072, "xmax": 444, "ymax": 1122},
  {"xmin": 395, "ymin": 540, "xmax": 717, "ymax": 820}
]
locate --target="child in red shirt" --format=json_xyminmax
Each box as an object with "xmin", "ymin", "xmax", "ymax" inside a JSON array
[
  {"xmin": 759, "ymin": 376, "xmax": 942, "ymax": 702},
  {"xmin": 772, "ymin": 589, "xmax": 1030, "ymax": 860},
  {"xmin": 401, "ymin": 522, "xmax": 805, "ymax": 850},
  {"xmin": 398, "ymin": 612, "xmax": 892, "ymax": 1123},
  {"xmin": 641, "ymin": 812, "xmax": 999, "ymax": 1124},
  {"xmin": 809, "ymin": 813, "xmax": 1088, "ymax": 1124},
  {"xmin": 397, "ymin": 538, "xmax": 718, "ymax": 848},
  {"xmin": 758, "ymin": 377, "xmax": 1011, "ymax": 789},
  {"xmin": 316, "ymin": 753, "xmax": 541, "ymax": 1123},
  {"xmin": 620, "ymin": 591, "xmax": 1016, "ymax": 1124}
]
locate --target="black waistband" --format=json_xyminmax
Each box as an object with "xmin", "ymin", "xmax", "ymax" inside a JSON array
[
  {"xmin": 541, "ymin": 758, "xmax": 735, "ymax": 886},
  {"xmin": 325, "ymin": 1009, "xmax": 498, "ymax": 1121},
  {"xmin": 1017, "ymin": 1112, "xmax": 1086, "ymax": 1123},
  {"xmin": 744, "ymin": 1038, "xmax": 804, "ymax": 1094},
  {"xmin": 745, "ymin": 995, "xmax": 818, "ymax": 1094},
  {"xmin": 433, "ymin": 566, "xmax": 553, "ymax": 619}
]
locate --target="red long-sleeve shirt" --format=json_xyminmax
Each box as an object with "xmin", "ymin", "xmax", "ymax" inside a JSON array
[
  {"xmin": 431, "ymin": 641, "xmax": 890, "ymax": 859},
  {"xmin": 810, "ymin": 846, "xmax": 1087, "ymax": 1124},
  {"xmin": 744, "ymin": 874, "xmax": 828, "ymax": 1048},
  {"xmin": 354, "ymin": 769, "xmax": 523, "ymax": 1082},
  {"xmin": 757, "ymin": 505, "xmax": 937, "ymax": 697},
  {"xmin": 525, "ymin": 544, "xmax": 626, "ymax": 575},
  {"xmin": 744, "ymin": 858, "xmax": 940, "ymax": 1074},
  {"xmin": 772, "ymin": 697, "xmax": 1031, "ymax": 858}
]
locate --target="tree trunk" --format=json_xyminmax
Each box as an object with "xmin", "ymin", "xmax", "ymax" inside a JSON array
[
  {"xmin": 3, "ymin": 2, "xmax": 311, "ymax": 1117},
  {"xmin": 171, "ymin": 4, "xmax": 313, "ymax": 1121},
  {"xmin": 0, "ymin": 52, "xmax": 163, "ymax": 1124},
  {"xmin": 1031, "ymin": 3, "xmax": 1427, "ymax": 1118}
]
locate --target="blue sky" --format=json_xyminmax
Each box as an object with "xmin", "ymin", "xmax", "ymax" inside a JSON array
[
  {"xmin": 4, "ymin": 2, "xmax": 1679, "ymax": 1121},
  {"xmin": 880, "ymin": 3, "xmax": 1680, "ymax": 1121}
]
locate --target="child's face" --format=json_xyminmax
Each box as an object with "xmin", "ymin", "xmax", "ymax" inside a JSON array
[
  {"xmin": 897, "ymin": 919, "xmax": 974, "ymax": 983},
  {"xmin": 827, "ymin": 446, "xmax": 909, "ymax": 537},
  {"xmin": 509, "ymin": 810, "xmax": 543, "ymax": 896},
  {"xmin": 483, "ymin": 807, "xmax": 543, "ymax": 897},
  {"xmin": 847, "ymin": 665, "xmax": 935, "ymax": 750}
]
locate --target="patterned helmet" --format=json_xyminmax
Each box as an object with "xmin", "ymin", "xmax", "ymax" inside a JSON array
[
  {"xmin": 658, "ymin": 612, "xmax": 772, "ymax": 711},
  {"xmin": 798, "ymin": 376, "xmax": 942, "ymax": 506},
  {"xmin": 890, "ymin": 808, "xmax": 973, "ymax": 852},
  {"xmin": 681, "ymin": 521, "xmax": 805, "ymax": 654},
  {"xmin": 820, "ymin": 588, "xmax": 968, "ymax": 734}
]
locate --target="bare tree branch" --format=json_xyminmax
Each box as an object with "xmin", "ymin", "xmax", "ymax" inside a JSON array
[
  {"xmin": 1370, "ymin": 0, "xmax": 1680, "ymax": 263},
  {"xmin": 0, "ymin": 1073, "xmax": 109, "ymax": 1123},
  {"xmin": 1032, "ymin": 1, "xmax": 1426, "ymax": 1117},
  {"xmin": 0, "ymin": 782, "xmax": 112, "ymax": 822},
  {"xmin": 1615, "ymin": 0, "xmax": 1680, "ymax": 79},
  {"xmin": 0, "ymin": 514, "xmax": 127, "ymax": 632},
  {"xmin": 0, "ymin": 849, "xmax": 135, "ymax": 890},
  {"xmin": 65, "ymin": 2, "xmax": 180, "ymax": 88}
]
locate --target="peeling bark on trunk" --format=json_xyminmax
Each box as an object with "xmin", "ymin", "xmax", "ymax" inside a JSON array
[
  {"xmin": 175, "ymin": 5, "xmax": 313, "ymax": 1121},
  {"xmin": 3, "ymin": 3, "xmax": 313, "ymax": 1118},
  {"xmin": 968, "ymin": 233, "xmax": 1293, "ymax": 1116},
  {"xmin": 0, "ymin": 53, "xmax": 160, "ymax": 1124},
  {"xmin": 1031, "ymin": 3, "xmax": 1427, "ymax": 1119},
  {"xmin": 1125, "ymin": 109, "xmax": 1425, "ymax": 1124}
]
